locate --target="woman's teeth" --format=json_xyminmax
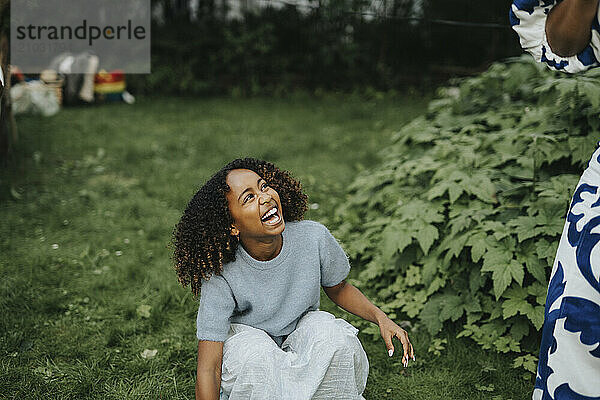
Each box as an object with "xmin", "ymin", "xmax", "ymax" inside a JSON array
[
  {"xmin": 262, "ymin": 208, "xmax": 280, "ymax": 225},
  {"xmin": 264, "ymin": 213, "xmax": 280, "ymax": 225}
]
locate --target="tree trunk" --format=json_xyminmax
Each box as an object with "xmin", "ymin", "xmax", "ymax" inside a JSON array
[{"xmin": 0, "ymin": 0, "xmax": 17, "ymax": 161}]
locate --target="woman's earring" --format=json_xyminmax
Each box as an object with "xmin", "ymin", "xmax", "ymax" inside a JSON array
[{"xmin": 231, "ymin": 226, "xmax": 240, "ymax": 239}]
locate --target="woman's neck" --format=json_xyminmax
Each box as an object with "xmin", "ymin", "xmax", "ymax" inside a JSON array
[{"xmin": 240, "ymin": 234, "xmax": 283, "ymax": 261}]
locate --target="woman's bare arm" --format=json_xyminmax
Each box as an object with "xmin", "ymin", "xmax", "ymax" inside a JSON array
[
  {"xmin": 323, "ymin": 280, "xmax": 386, "ymax": 325},
  {"xmin": 323, "ymin": 280, "xmax": 415, "ymax": 365},
  {"xmin": 546, "ymin": 0, "xmax": 599, "ymax": 56},
  {"xmin": 196, "ymin": 340, "xmax": 224, "ymax": 400}
]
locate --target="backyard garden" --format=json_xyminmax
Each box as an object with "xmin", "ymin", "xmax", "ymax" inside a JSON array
[{"xmin": 2, "ymin": 55, "xmax": 599, "ymax": 399}]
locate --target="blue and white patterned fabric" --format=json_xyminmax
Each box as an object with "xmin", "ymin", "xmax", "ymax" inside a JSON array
[
  {"xmin": 510, "ymin": 0, "xmax": 600, "ymax": 73},
  {"xmin": 533, "ymin": 145, "xmax": 600, "ymax": 400}
]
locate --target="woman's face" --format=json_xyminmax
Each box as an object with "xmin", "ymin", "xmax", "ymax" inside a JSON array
[{"xmin": 225, "ymin": 168, "xmax": 285, "ymax": 240}]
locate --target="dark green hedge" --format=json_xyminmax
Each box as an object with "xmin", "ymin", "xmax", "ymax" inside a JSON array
[{"xmin": 128, "ymin": 0, "xmax": 521, "ymax": 95}]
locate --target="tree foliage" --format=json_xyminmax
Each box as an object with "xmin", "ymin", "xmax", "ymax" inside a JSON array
[
  {"xmin": 130, "ymin": 0, "xmax": 521, "ymax": 95},
  {"xmin": 333, "ymin": 56, "xmax": 600, "ymax": 368}
]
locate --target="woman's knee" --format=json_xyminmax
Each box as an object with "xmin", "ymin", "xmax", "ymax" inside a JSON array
[
  {"xmin": 290, "ymin": 311, "xmax": 368, "ymax": 367},
  {"xmin": 310, "ymin": 318, "xmax": 363, "ymax": 353},
  {"xmin": 307, "ymin": 319, "xmax": 370, "ymax": 395}
]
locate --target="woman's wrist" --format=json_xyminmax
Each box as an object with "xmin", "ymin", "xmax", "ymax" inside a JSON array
[{"xmin": 373, "ymin": 308, "xmax": 389, "ymax": 326}]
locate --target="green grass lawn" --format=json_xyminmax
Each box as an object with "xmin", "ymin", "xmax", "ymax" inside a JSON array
[{"xmin": 1, "ymin": 94, "xmax": 533, "ymax": 399}]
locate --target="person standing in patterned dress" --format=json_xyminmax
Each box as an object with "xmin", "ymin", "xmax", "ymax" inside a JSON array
[{"xmin": 510, "ymin": 1, "xmax": 600, "ymax": 399}]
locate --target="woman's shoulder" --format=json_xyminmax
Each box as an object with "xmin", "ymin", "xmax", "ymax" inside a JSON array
[
  {"xmin": 286, "ymin": 219, "xmax": 330, "ymax": 236},
  {"xmin": 285, "ymin": 220, "xmax": 338, "ymax": 249},
  {"xmin": 198, "ymin": 272, "xmax": 234, "ymax": 299}
]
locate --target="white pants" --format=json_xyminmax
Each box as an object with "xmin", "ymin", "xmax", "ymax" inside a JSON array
[{"xmin": 220, "ymin": 310, "xmax": 369, "ymax": 400}]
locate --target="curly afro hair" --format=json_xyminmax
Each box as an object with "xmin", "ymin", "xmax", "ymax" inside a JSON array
[{"xmin": 171, "ymin": 158, "xmax": 308, "ymax": 297}]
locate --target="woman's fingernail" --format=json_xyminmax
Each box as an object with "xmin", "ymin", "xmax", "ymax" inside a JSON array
[{"xmin": 388, "ymin": 349, "xmax": 393, "ymax": 357}]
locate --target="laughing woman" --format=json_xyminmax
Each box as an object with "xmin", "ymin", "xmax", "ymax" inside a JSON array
[{"xmin": 172, "ymin": 158, "xmax": 414, "ymax": 400}]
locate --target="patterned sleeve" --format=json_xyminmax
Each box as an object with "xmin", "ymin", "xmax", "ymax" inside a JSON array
[
  {"xmin": 318, "ymin": 224, "xmax": 351, "ymax": 287},
  {"xmin": 509, "ymin": 0, "xmax": 600, "ymax": 73},
  {"xmin": 196, "ymin": 274, "xmax": 236, "ymax": 342}
]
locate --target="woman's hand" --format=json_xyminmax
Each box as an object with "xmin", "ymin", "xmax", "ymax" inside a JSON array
[
  {"xmin": 378, "ymin": 315, "xmax": 415, "ymax": 368},
  {"xmin": 323, "ymin": 280, "xmax": 416, "ymax": 367}
]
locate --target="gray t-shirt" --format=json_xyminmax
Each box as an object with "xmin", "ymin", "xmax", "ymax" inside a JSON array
[{"xmin": 196, "ymin": 220, "xmax": 351, "ymax": 346}]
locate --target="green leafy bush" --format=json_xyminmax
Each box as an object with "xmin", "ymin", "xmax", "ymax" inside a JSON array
[{"xmin": 334, "ymin": 56, "xmax": 600, "ymax": 368}]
